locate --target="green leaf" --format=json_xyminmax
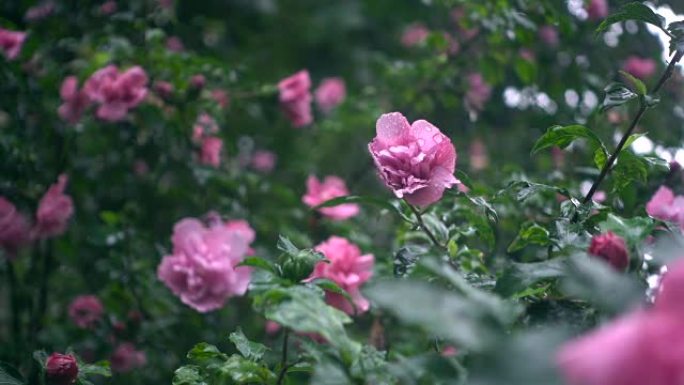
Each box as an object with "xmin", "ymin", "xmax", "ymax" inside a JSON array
[
  {"xmin": 239, "ymin": 257, "xmax": 277, "ymax": 274},
  {"xmin": 599, "ymin": 214, "xmax": 655, "ymax": 249},
  {"xmin": 497, "ymin": 181, "xmax": 569, "ymax": 202},
  {"xmin": 593, "ymin": 147, "xmax": 608, "ymax": 170},
  {"xmin": 311, "ymin": 278, "xmax": 356, "ymax": 313},
  {"xmin": 600, "ymin": 82, "xmax": 637, "ymax": 112},
  {"xmin": 229, "ymin": 328, "xmax": 269, "ymax": 362},
  {"xmin": 495, "ymin": 259, "xmax": 566, "ymax": 297},
  {"xmin": 0, "ymin": 364, "xmax": 24, "ymax": 385},
  {"xmin": 187, "ymin": 343, "xmax": 226, "ymax": 363},
  {"xmin": 596, "ymin": 2, "xmax": 668, "ymax": 36},
  {"xmin": 172, "ymin": 366, "xmax": 206, "ymax": 385},
  {"xmin": 508, "ymin": 222, "xmax": 552, "ymax": 252},
  {"xmin": 313, "ymin": 195, "xmax": 412, "ymax": 222},
  {"xmin": 532, "ymin": 125, "xmax": 603, "ymax": 154},
  {"xmin": 310, "ymin": 361, "xmax": 351, "ymax": 385},
  {"xmin": 612, "ymin": 150, "xmax": 648, "ymax": 191},
  {"xmin": 619, "ymin": 70, "xmax": 647, "ymax": 96},
  {"xmin": 276, "ymin": 235, "xmax": 299, "ymax": 255},
  {"xmin": 79, "ymin": 361, "xmax": 111, "ymax": 378},
  {"xmin": 217, "ymin": 355, "xmax": 276, "ymax": 384}
]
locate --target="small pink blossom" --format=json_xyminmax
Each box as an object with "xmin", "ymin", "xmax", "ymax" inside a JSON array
[
  {"xmin": 369, "ymin": 112, "xmax": 459, "ymax": 207},
  {"xmin": 0, "ymin": 197, "xmax": 31, "ymax": 256},
  {"xmin": 265, "ymin": 320, "xmax": 281, "ymax": 335},
  {"xmin": 588, "ymin": 232, "xmax": 629, "ymax": 270},
  {"xmin": 58, "ymin": 76, "xmax": 90, "ymax": 125},
  {"xmin": 310, "ymin": 236, "xmax": 374, "ymax": 315},
  {"xmin": 192, "ymin": 113, "xmax": 219, "ymax": 142},
  {"xmin": 278, "ymin": 70, "xmax": 313, "ymax": 128},
  {"xmin": 519, "ymin": 48, "xmax": 535, "ymax": 62},
  {"xmin": 0, "ymin": 28, "xmax": 27, "ymax": 61},
  {"xmin": 211, "ymin": 89, "xmax": 230, "ymax": 109},
  {"xmin": 68, "ymin": 295, "xmax": 104, "ymax": 329},
  {"xmin": 251, "ymin": 150, "xmax": 277, "ymax": 173},
  {"xmin": 157, "ymin": 217, "xmax": 252, "ymax": 312},
  {"xmin": 84, "ymin": 65, "xmax": 149, "ymax": 122},
  {"xmin": 645, "ymin": 186, "xmax": 684, "ymax": 229},
  {"xmin": 465, "ymin": 73, "xmax": 492, "ymax": 113},
  {"xmin": 153, "ymin": 80, "xmax": 174, "ymax": 99},
  {"xmin": 401, "ymin": 23, "xmax": 429, "ymax": 47},
  {"xmin": 557, "ymin": 258, "xmax": 684, "ymax": 385},
  {"xmin": 623, "ymin": 56, "xmax": 657, "ymax": 79},
  {"xmin": 200, "ymin": 137, "xmax": 223, "ymax": 168},
  {"xmin": 315, "ymin": 77, "xmax": 346, "ymax": 114},
  {"xmin": 441, "ymin": 346, "xmax": 458, "ymax": 357},
  {"xmin": 110, "ymin": 343, "xmax": 146, "ymax": 373},
  {"xmin": 586, "ymin": 0, "xmax": 609, "ymax": 21},
  {"xmin": 302, "ymin": 175, "xmax": 359, "ymax": 220},
  {"xmin": 35, "ymin": 174, "xmax": 74, "ymax": 238},
  {"xmin": 100, "ymin": 0, "xmax": 117, "ymax": 15},
  {"xmin": 25, "ymin": 2, "xmax": 55, "ymax": 22},
  {"xmin": 190, "ymin": 74, "xmax": 206, "ymax": 90},
  {"xmin": 165, "ymin": 36, "xmax": 184, "ymax": 52},
  {"xmin": 538, "ymin": 25, "xmax": 559, "ymax": 47}
]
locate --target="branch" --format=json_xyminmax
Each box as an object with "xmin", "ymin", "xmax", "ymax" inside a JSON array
[
  {"xmin": 275, "ymin": 329, "xmax": 290, "ymax": 385},
  {"xmin": 407, "ymin": 203, "xmax": 446, "ymax": 250},
  {"xmin": 583, "ymin": 50, "xmax": 684, "ymax": 204}
]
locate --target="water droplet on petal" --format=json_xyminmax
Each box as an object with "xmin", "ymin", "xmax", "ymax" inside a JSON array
[{"xmin": 433, "ymin": 134, "xmax": 443, "ymax": 143}]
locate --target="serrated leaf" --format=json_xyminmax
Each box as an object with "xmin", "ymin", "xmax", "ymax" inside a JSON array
[
  {"xmin": 600, "ymin": 82, "xmax": 637, "ymax": 112},
  {"xmin": 229, "ymin": 328, "xmax": 268, "ymax": 361},
  {"xmin": 596, "ymin": 2, "xmax": 668, "ymax": 36},
  {"xmin": 532, "ymin": 125, "xmax": 604, "ymax": 154}
]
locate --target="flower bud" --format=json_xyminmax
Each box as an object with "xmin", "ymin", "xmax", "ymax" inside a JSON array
[
  {"xmin": 588, "ymin": 232, "xmax": 629, "ymax": 270},
  {"xmin": 278, "ymin": 249, "xmax": 324, "ymax": 282},
  {"xmin": 45, "ymin": 353, "xmax": 78, "ymax": 385}
]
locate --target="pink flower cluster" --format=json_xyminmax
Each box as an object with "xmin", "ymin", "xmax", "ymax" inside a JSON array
[
  {"xmin": 465, "ymin": 73, "xmax": 492, "ymax": 113},
  {"xmin": 192, "ymin": 113, "xmax": 223, "ymax": 168},
  {"xmin": 538, "ymin": 25, "xmax": 559, "ymax": 47},
  {"xmin": 623, "ymin": 56, "xmax": 657, "ymax": 79},
  {"xmin": 0, "ymin": 174, "xmax": 74, "ymax": 257},
  {"xmin": 401, "ymin": 23, "xmax": 429, "ymax": 47},
  {"xmin": 0, "ymin": 28, "xmax": 27, "ymax": 61},
  {"xmin": 110, "ymin": 343, "xmax": 147, "ymax": 373},
  {"xmin": 58, "ymin": 77, "xmax": 90, "ymax": 125},
  {"xmin": 68, "ymin": 295, "xmax": 104, "ymax": 329},
  {"xmin": 309, "ymin": 236, "xmax": 374, "ymax": 315},
  {"xmin": 585, "ymin": 0, "xmax": 608, "ymax": 21},
  {"xmin": 24, "ymin": 2, "xmax": 55, "ymax": 22},
  {"xmin": 588, "ymin": 232, "xmax": 629, "ymax": 270},
  {"xmin": 157, "ymin": 216, "xmax": 255, "ymax": 312},
  {"xmin": 82, "ymin": 65, "xmax": 149, "ymax": 122},
  {"xmin": 557, "ymin": 258, "xmax": 684, "ymax": 385},
  {"xmin": 315, "ymin": 77, "xmax": 346, "ymax": 114},
  {"xmin": 368, "ymin": 112, "xmax": 459, "ymax": 207},
  {"xmin": 278, "ymin": 70, "xmax": 313, "ymax": 127},
  {"xmin": 646, "ymin": 186, "xmax": 684, "ymax": 229},
  {"xmin": 250, "ymin": 150, "xmax": 277, "ymax": 173},
  {"xmin": 302, "ymin": 175, "xmax": 359, "ymax": 221}
]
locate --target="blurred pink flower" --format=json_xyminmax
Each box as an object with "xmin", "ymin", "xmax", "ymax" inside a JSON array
[
  {"xmin": 588, "ymin": 232, "xmax": 629, "ymax": 270},
  {"xmin": 110, "ymin": 343, "xmax": 146, "ymax": 373},
  {"xmin": 538, "ymin": 25, "xmax": 559, "ymax": 47},
  {"xmin": 646, "ymin": 186, "xmax": 684, "ymax": 229},
  {"xmin": 278, "ymin": 70, "xmax": 313, "ymax": 127},
  {"xmin": 68, "ymin": 295, "xmax": 104, "ymax": 329},
  {"xmin": 265, "ymin": 320, "xmax": 281, "ymax": 335},
  {"xmin": 35, "ymin": 174, "xmax": 74, "ymax": 238},
  {"xmin": 211, "ymin": 89, "xmax": 229, "ymax": 109},
  {"xmin": 58, "ymin": 76, "xmax": 90, "ymax": 125},
  {"xmin": 200, "ymin": 136, "xmax": 223, "ymax": 168},
  {"xmin": 465, "ymin": 73, "xmax": 492, "ymax": 113},
  {"xmin": 0, "ymin": 197, "xmax": 31, "ymax": 256},
  {"xmin": 557, "ymin": 258, "xmax": 684, "ymax": 385},
  {"xmin": 302, "ymin": 175, "xmax": 359, "ymax": 221},
  {"xmin": 45, "ymin": 353, "xmax": 78, "ymax": 385},
  {"xmin": 450, "ymin": 8, "xmax": 479, "ymax": 41},
  {"xmin": 158, "ymin": 0, "xmax": 173, "ymax": 9},
  {"xmin": 586, "ymin": 0, "xmax": 609, "ymax": 21},
  {"xmin": 133, "ymin": 160, "xmax": 149, "ymax": 176},
  {"xmin": 250, "ymin": 150, "xmax": 277, "ymax": 173},
  {"xmin": 157, "ymin": 217, "xmax": 252, "ymax": 312},
  {"xmin": 100, "ymin": 0, "xmax": 117, "ymax": 15},
  {"xmin": 192, "ymin": 113, "xmax": 219, "ymax": 142},
  {"xmin": 315, "ymin": 77, "xmax": 346, "ymax": 114},
  {"xmin": 369, "ymin": 112, "xmax": 459, "ymax": 207},
  {"xmin": 401, "ymin": 23, "xmax": 429, "ymax": 47},
  {"xmin": 153, "ymin": 80, "xmax": 174, "ymax": 99},
  {"xmin": 166, "ymin": 36, "xmax": 184, "ymax": 52},
  {"xmin": 84, "ymin": 65, "xmax": 149, "ymax": 122},
  {"xmin": 24, "ymin": 2, "xmax": 55, "ymax": 22},
  {"xmin": 469, "ymin": 138, "xmax": 489, "ymax": 171},
  {"xmin": 0, "ymin": 28, "xmax": 26, "ymax": 61},
  {"xmin": 310, "ymin": 236, "xmax": 374, "ymax": 315},
  {"xmin": 519, "ymin": 48, "xmax": 535, "ymax": 62},
  {"xmin": 623, "ymin": 56, "xmax": 657, "ymax": 79},
  {"xmin": 190, "ymin": 74, "xmax": 206, "ymax": 90},
  {"xmin": 441, "ymin": 346, "xmax": 458, "ymax": 357}
]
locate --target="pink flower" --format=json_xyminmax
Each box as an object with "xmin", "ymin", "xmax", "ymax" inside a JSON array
[
  {"xmin": 588, "ymin": 232, "xmax": 629, "ymax": 270},
  {"xmin": 45, "ymin": 353, "xmax": 78, "ymax": 385},
  {"xmin": 586, "ymin": 0, "xmax": 609, "ymax": 21},
  {"xmin": 25, "ymin": 2, "xmax": 55, "ymax": 22},
  {"xmin": 210, "ymin": 89, "xmax": 229, "ymax": 109},
  {"xmin": 623, "ymin": 56, "xmax": 657, "ymax": 79},
  {"xmin": 310, "ymin": 236, "xmax": 374, "ymax": 315},
  {"xmin": 110, "ymin": 343, "xmax": 146, "ymax": 373},
  {"xmin": 401, "ymin": 23, "xmax": 429, "ymax": 47},
  {"xmin": 157, "ymin": 217, "xmax": 252, "ymax": 312},
  {"xmin": 35, "ymin": 174, "xmax": 74, "ymax": 238},
  {"xmin": 0, "ymin": 28, "xmax": 27, "ymax": 61},
  {"xmin": 192, "ymin": 113, "xmax": 219, "ymax": 142},
  {"xmin": 265, "ymin": 320, "xmax": 281, "ymax": 335},
  {"xmin": 538, "ymin": 25, "xmax": 559, "ymax": 47},
  {"xmin": 469, "ymin": 138, "xmax": 489, "ymax": 171},
  {"xmin": 645, "ymin": 186, "xmax": 684, "ymax": 229},
  {"xmin": 153, "ymin": 80, "xmax": 173, "ymax": 99},
  {"xmin": 68, "ymin": 295, "xmax": 104, "ymax": 329},
  {"xmin": 166, "ymin": 36, "xmax": 184, "ymax": 52},
  {"xmin": 450, "ymin": 8, "xmax": 479, "ymax": 41},
  {"xmin": 302, "ymin": 175, "xmax": 359, "ymax": 220},
  {"xmin": 0, "ymin": 197, "xmax": 31, "ymax": 256},
  {"xmin": 441, "ymin": 346, "xmax": 458, "ymax": 357},
  {"xmin": 557, "ymin": 258, "xmax": 684, "ymax": 385},
  {"xmin": 250, "ymin": 150, "xmax": 277, "ymax": 173},
  {"xmin": 465, "ymin": 73, "xmax": 492, "ymax": 113},
  {"xmin": 200, "ymin": 136, "xmax": 223, "ymax": 168},
  {"xmin": 519, "ymin": 48, "xmax": 535, "ymax": 62},
  {"xmin": 368, "ymin": 112, "xmax": 459, "ymax": 207},
  {"xmin": 278, "ymin": 70, "xmax": 313, "ymax": 128},
  {"xmin": 100, "ymin": 0, "xmax": 117, "ymax": 15},
  {"xmin": 315, "ymin": 77, "xmax": 346, "ymax": 114},
  {"xmin": 58, "ymin": 76, "xmax": 90, "ymax": 125},
  {"xmin": 189, "ymin": 74, "xmax": 206, "ymax": 90},
  {"xmin": 84, "ymin": 65, "xmax": 149, "ymax": 122}
]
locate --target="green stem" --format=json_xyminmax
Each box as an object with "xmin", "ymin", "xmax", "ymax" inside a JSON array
[
  {"xmin": 275, "ymin": 330, "xmax": 290, "ymax": 385},
  {"xmin": 407, "ymin": 203, "xmax": 446, "ymax": 250}
]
